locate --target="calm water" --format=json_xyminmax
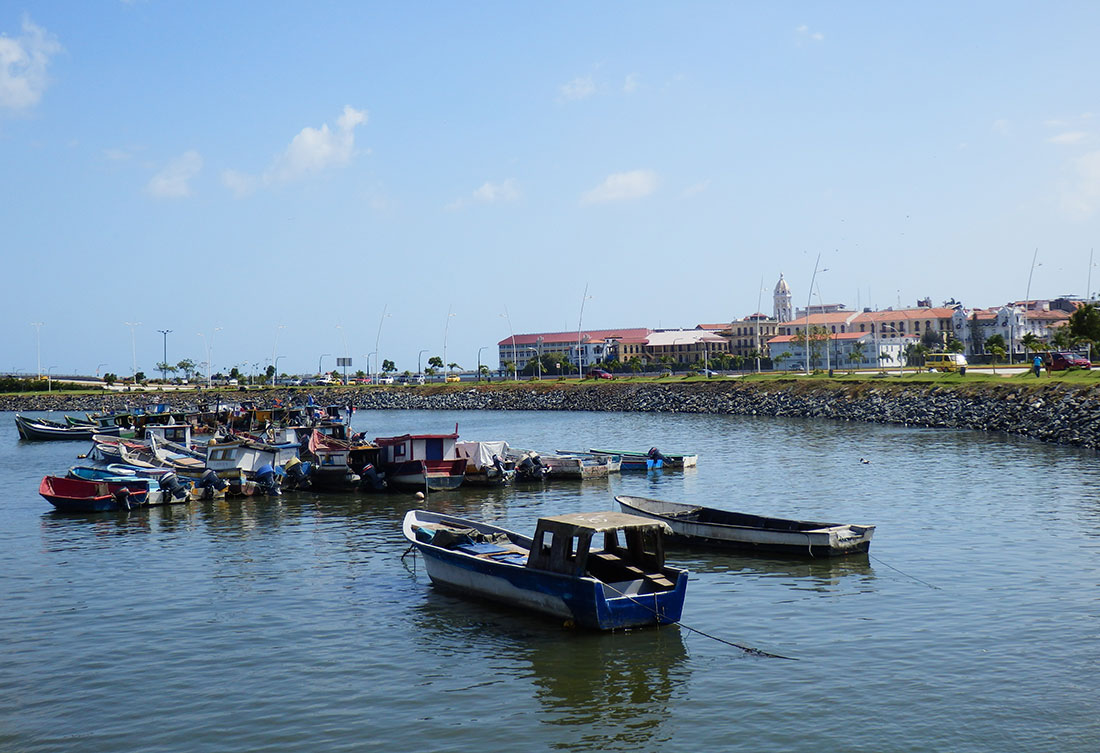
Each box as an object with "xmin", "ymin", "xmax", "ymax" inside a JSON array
[{"xmin": 1, "ymin": 409, "xmax": 1098, "ymax": 752}]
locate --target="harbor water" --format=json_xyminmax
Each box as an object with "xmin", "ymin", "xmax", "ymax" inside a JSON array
[{"xmin": 1, "ymin": 409, "xmax": 1098, "ymax": 752}]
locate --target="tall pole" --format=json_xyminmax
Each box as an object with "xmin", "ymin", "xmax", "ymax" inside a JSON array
[
  {"xmin": 805, "ymin": 254, "xmax": 821, "ymax": 375},
  {"xmin": 576, "ymin": 283, "xmax": 591, "ymax": 378},
  {"xmin": 1089, "ymin": 248, "xmax": 1095, "ymax": 301},
  {"xmin": 1023, "ymin": 248, "xmax": 1039, "ymax": 357},
  {"xmin": 477, "ymin": 346, "xmax": 486, "ymax": 382},
  {"xmin": 418, "ymin": 349, "xmax": 428, "ymax": 377},
  {"xmin": 443, "ymin": 305, "xmax": 456, "ymax": 372},
  {"xmin": 318, "ymin": 353, "xmax": 331, "ymax": 378},
  {"xmin": 755, "ymin": 277, "xmax": 764, "ymax": 373},
  {"xmin": 158, "ymin": 329, "xmax": 172, "ymax": 382},
  {"xmin": 124, "ymin": 322, "xmax": 141, "ymax": 378},
  {"xmin": 501, "ymin": 308, "xmax": 517, "ymax": 380},
  {"xmin": 29, "ymin": 322, "xmax": 43, "ymax": 379},
  {"xmin": 271, "ymin": 324, "xmax": 285, "ymax": 384},
  {"xmin": 374, "ymin": 305, "xmax": 390, "ymax": 381}
]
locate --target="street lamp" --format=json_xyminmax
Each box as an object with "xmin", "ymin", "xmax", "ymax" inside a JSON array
[
  {"xmin": 30, "ymin": 322, "xmax": 44, "ymax": 379},
  {"xmin": 271, "ymin": 324, "xmax": 286, "ymax": 384},
  {"xmin": 124, "ymin": 321, "xmax": 141, "ymax": 379},
  {"xmin": 274, "ymin": 355, "xmax": 285, "ymax": 385},
  {"xmin": 318, "ymin": 353, "xmax": 331, "ymax": 378},
  {"xmin": 374, "ymin": 305, "xmax": 391, "ymax": 381},
  {"xmin": 367, "ymin": 351, "xmax": 377, "ymax": 381},
  {"xmin": 500, "ymin": 309, "xmax": 517, "ymax": 380},
  {"xmin": 96, "ymin": 363, "xmax": 108, "ymax": 378},
  {"xmin": 418, "ymin": 349, "xmax": 429, "ymax": 377},
  {"xmin": 443, "ymin": 306, "xmax": 456, "ymax": 371},
  {"xmin": 1022, "ymin": 248, "xmax": 1040, "ymax": 363},
  {"xmin": 576, "ymin": 284, "xmax": 592, "ymax": 378},
  {"xmin": 47, "ymin": 366, "xmax": 57, "ymax": 392},
  {"xmin": 477, "ymin": 346, "xmax": 487, "ymax": 382},
  {"xmin": 535, "ymin": 336, "xmax": 543, "ymax": 380},
  {"xmin": 804, "ymin": 254, "xmax": 828, "ymax": 374},
  {"xmin": 157, "ymin": 329, "xmax": 172, "ymax": 382}
]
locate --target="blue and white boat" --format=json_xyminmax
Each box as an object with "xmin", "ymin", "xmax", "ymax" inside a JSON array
[{"xmin": 402, "ymin": 509, "xmax": 688, "ymax": 630}]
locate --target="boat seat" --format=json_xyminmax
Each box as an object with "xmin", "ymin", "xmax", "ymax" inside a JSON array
[{"xmin": 644, "ymin": 573, "xmax": 675, "ymax": 589}]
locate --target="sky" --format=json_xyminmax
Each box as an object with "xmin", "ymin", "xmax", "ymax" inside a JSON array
[{"xmin": 4, "ymin": 1, "xmax": 1100, "ymax": 378}]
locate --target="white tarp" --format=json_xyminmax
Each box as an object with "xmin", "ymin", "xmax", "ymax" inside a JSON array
[{"xmin": 455, "ymin": 441, "xmax": 510, "ymax": 470}]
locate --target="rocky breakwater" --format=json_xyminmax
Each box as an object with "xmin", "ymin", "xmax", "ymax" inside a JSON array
[{"xmin": 6, "ymin": 380, "xmax": 1100, "ymax": 450}]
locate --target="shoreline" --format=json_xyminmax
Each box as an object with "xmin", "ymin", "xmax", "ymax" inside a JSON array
[{"xmin": 5, "ymin": 380, "xmax": 1100, "ymax": 451}]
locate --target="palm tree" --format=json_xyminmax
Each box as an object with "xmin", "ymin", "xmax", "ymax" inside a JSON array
[{"xmin": 848, "ymin": 341, "xmax": 866, "ymax": 372}]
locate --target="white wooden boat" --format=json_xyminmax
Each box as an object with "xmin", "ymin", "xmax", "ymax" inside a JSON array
[{"xmin": 615, "ymin": 495, "xmax": 874, "ymax": 557}]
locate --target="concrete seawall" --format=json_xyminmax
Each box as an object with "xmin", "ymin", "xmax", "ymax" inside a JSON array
[{"xmin": 6, "ymin": 380, "xmax": 1100, "ymax": 450}]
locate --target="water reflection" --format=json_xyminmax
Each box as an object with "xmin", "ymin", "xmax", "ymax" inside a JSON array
[{"xmin": 408, "ymin": 587, "xmax": 688, "ymax": 753}]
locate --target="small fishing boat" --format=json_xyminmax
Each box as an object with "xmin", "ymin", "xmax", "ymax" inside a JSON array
[
  {"xmin": 589, "ymin": 447, "xmax": 697, "ymax": 469},
  {"xmin": 15, "ymin": 414, "xmax": 103, "ymax": 441},
  {"xmin": 402, "ymin": 509, "xmax": 688, "ymax": 630},
  {"xmin": 538, "ymin": 452, "xmax": 619, "ymax": 479},
  {"xmin": 455, "ymin": 441, "xmax": 515, "ymax": 486},
  {"xmin": 615, "ymin": 495, "xmax": 875, "ymax": 557},
  {"xmin": 38, "ymin": 474, "xmax": 199, "ymax": 513},
  {"xmin": 375, "ymin": 429, "xmax": 467, "ymax": 492}
]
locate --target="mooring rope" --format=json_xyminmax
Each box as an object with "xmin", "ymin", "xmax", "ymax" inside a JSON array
[{"xmin": 869, "ymin": 553, "xmax": 941, "ymax": 590}]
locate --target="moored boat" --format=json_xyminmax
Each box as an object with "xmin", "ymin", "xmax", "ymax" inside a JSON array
[
  {"xmin": 615, "ymin": 495, "xmax": 875, "ymax": 557},
  {"xmin": 589, "ymin": 447, "xmax": 697, "ymax": 469},
  {"xmin": 375, "ymin": 429, "xmax": 466, "ymax": 492},
  {"xmin": 16, "ymin": 414, "xmax": 104, "ymax": 441},
  {"xmin": 38, "ymin": 474, "xmax": 199, "ymax": 512},
  {"xmin": 402, "ymin": 509, "xmax": 688, "ymax": 630}
]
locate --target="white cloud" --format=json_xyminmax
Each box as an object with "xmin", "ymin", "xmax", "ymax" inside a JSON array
[
  {"xmin": 623, "ymin": 73, "xmax": 639, "ymax": 93},
  {"xmin": 581, "ymin": 170, "xmax": 658, "ymax": 205},
  {"xmin": 1048, "ymin": 131, "xmax": 1087, "ymax": 145},
  {"xmin": 146, "ymin": 150, "xmax": 203, "ymax": 198},
  {"xmin": 447, "ymin": 179, "xmax": 520, "ymax": 210},
  {"xmin": 224, "ymin": 105, "xmax": 368, "ymax": 197},
  {"xmin": 0, "ymin": 15, "xmax": 62, "ymax": 112},
  {"xmin": 795, "ymin": 24, "xmax": 824, "ymax": 43},
  {"xmin": 682, "ymin": 180, "xmax": 710, "ymax": 198},
  {"xmin": 1060, "ymin": 150, "xmax": 1100, "ymax": 218},
  {"xmin": 559, "ymin": 75, "xmax": 596, "ymax": 101}
]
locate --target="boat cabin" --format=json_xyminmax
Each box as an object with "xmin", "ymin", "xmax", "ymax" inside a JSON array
[
  {"xmin": 143, "ymin": 423, "xmax": 193, "ymax": 448},
  {"xmin": 374, "ymin": 429, "xmax": 460, "ymax": 466},
  {"xmin": 527, "ymin": 511, "xmax": 674, "ymax": 587}
]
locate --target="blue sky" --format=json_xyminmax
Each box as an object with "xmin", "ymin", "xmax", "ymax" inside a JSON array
[{"xmin": 4, "ymin": 2, "xmax": 1100, "ymax": 378}]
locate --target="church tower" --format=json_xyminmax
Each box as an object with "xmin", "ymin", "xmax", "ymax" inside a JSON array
[{"xmin": 773, "ymin": 274, "xmax": 793, "ymax": 322}]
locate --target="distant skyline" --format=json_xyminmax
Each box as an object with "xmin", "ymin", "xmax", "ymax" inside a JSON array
[{"xmin": 4, "ymin": 3, "xmax": 1100, "ymax": 376}]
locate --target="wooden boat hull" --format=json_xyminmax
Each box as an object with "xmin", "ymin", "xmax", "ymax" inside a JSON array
[
  {"xmin": 616, "ymin": 495, "xmax": 874, "ymax": 557},
  {"xmin": 16, "ymin": 414, "xmax": 109, "ymax": 441},
  {"xmin": 385, "ymin": 459, "xmax": 466, "ymax": 491},
  {"xmin": 590, "ymin": 448, "xmax": 697, "ymax": 469},
  {"xmin": 402, "ymin": 510, "xmax": 687, "ymax": 630},
  {"xmin": 39, "ymin": 475, "xmax": 159, "ymax": 513}
]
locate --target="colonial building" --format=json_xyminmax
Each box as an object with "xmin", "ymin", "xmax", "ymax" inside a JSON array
[
  {"xmin": 774, "ymin": 274, "xmax": 793, "ymax": 322},
  {"xmin": 728, "ymin": 313, "xmax": 779, "ymax": 358}
]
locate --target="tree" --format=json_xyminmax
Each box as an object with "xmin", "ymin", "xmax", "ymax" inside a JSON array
[
  {"xmin": 265, "ymin": 365, "xmax": 275, "ymax": 383},
  {"xmin": 501, "ymin": 360, "xmax": 516, "ymax": 379},
  {"xmin": 176, "ymin": 359, "xmax": 196, "ymax": 380},
  {"xmin": 946, "ymin": 338, "xmax": 965, "ymax": 354},
  {"xmin": 1051, "ymin": 326, "xmax": 1075, "ymax": 351},
  {"xmin": 134, "ymin": 371, "xmax": 146, "ymax": 384},
  {"xmin": 848, "ymin": 341, "xmax": 866, "ymax": 371},
  {"xmin": 985, "ymin": 334, "xmax": 1006, "ymax": 353},
  {"xmin": 1068, "ymin": 303, "xmax": 1100, "ymax": 352},
  {"xmin": 627, "ymin": 356, "xmax": 644, "ymax": 375},
  {"xmin": 428, "ymin": 356, "xmax": 443, "ymax": 371},
  {"xmin": 773, "ymin": 351, "xmax": 791, "ymax": 370},
  {"xmin": 920, "ymin": 328, "xmax": 944, "ymax": 350},
  {"xmin": 1021, "ymin": 332, "xmax": 1046, "ymax": 354},
  {"xmin": 988, "ymin": 344, "xmax": 1006, "ymax": 373},
  {"xmin": 103, "ymin": 373, "xmax": 117, "ymax": 386},
  {"xmin": 382, "ymin": 359, "xmax": 396, "ymax": 373},
  {"xmin": 447, "ymin": 362, "xmax": 460, "ymax": 374},
  {"xmin": 878, "ymin": 351, "xmax": 894, "ymax": 372},
  {"xmin": 229, "ymin": 366, "xmax": 241, "ymax": 381}
]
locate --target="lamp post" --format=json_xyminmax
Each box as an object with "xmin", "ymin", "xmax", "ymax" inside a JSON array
[
  {"xmin": 271, "ymin": 324, "xmax": 286, "ymax": 384},
  {"xmin": 443, "ymin": 307, "xmax": 456, "ymax": 372},
  {"xmin": 374, "ymin": 305, "xmax": 391, "ymax": 381},
  {"xmin": 500, "ymin": 309, "xmax": 517, "ymax": 380},
  {"xmin": 1022, "ymin": 248, "xmax": 1040, "ymax": 361},
  {"xmin": 804, "ymin": 254, "xmax": 828, "ymax": 374},
  {"xmin": 418, "ymin": 349, "xmax": 429, "ymax": 378},
  {"xmin": 367, "ymin": 351, "xmax": 377, "ymax": 381},
  {"xmin": 274, "ymin": 355, "xmax": 284, "ymax": 385},
  {"xmin": 157, "ymin": 329, "xmax": 172, "ymax": 382},
  {"xmin": 47, "ymin": 366, "xmax": 56, "ymax": 392},
  {"xmin": 29, "ymin": 322, "xmax": 43, "ymax": 379},
  {"xmin": 124, "ymin": 321, "xmax": 141, "ymax": 379},
  {"xmin": 477, "ymin": 346, "xmax": 487, "ymax": 382},
  {"xmin": 755, "ymin": 277, "xmax": 766, "ymax": 373},
  {"xmin": 96, "ymin": 363, "xmax": 108, "ymax": 378},
  {"xmin": 535, "ymin": 336, "xmax": 543, "ymax": 380},
  {"xmin": 318, "ymin": 353, "xmax": 331, "ymax": 379},
  {"xmin": 576, "ymin": 284, "xmax": 592, "ymax": 378}
]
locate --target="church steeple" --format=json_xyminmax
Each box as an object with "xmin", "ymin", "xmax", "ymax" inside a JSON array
[{"xmin": 773, "ymin": 274, "xmax": 792, "ymax": 322}]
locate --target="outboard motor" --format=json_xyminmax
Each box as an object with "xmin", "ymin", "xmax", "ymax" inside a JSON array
[
  {"xmin": 516, "ymin": 453, "xmax": 547, "ymax": 481},
  {"xmin": 647, "ymin": 447, "xmax": 666, "ymax": 469},
  {"xmin": 195, "ymin": 468, "xmax": 229, "ymax": 499},
  {"xmin": 491, "ymin": 455, "xmax": 506, "ymax": 475},
  {"xmin": 254, "ymin": 464, "xmax": 282, "ymax": 496},
  {"xmin": 113, "ymin": 487, "xmax": 135, "ymax": 511},
  {"xmin": 359, "ymin": 463, "xmax": 386, "ymax": 491},
  {"xmin": 158, "ymin": 472, "xmax": 190, "ymax": 501},
  {"xmin": 282, "ymin": 456, "xmax": 311, "ymax": 490}
]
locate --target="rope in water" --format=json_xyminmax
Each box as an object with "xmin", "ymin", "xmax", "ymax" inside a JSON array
[{"xmin": 869, "ymin": 553, "xmax": 941, "ymax": 590}]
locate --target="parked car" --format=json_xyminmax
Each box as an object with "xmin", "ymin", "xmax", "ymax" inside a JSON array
[
  {"xmin": 587, "ymin": 369, "xmax": 614, "ymax": 380},
  {"xmin": 377, "ymin": 376, "xmax": 395, "ymax": 384},
  {"xmin": 1044, "ymin": 352, "xmax": 1092, "ymax": 371},
  {"xmin": 445, "ymin": 374, "xmax": 461, "ymax": 383}
]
